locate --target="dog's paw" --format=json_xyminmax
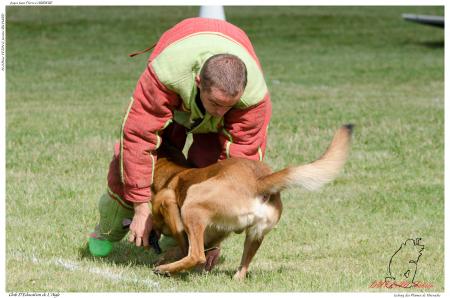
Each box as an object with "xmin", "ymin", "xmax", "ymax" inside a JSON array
[
  {"xmin": 153, "ymin": 266, "xmax": 171, "ymax": 277},
  {"xmin": 154, "ymin": 256, "xmax": 167, "ymax": 266},
  {"xmin": 233, "ymin": 270, "xmax": 246, "ymax": 281},
  {"xmin": 155, "ymin": 246, "xmax": 184, "ymax": 266}
]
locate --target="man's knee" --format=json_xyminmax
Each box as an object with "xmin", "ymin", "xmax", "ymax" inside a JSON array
[{"xmin": 95, "ymin": 192, "xmax": 134, "ymax": 242}]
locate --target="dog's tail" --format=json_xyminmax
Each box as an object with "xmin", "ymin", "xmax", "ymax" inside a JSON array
[{"xmin": 257, "ymin": 124, "xmax": 353, "ymax": 195}]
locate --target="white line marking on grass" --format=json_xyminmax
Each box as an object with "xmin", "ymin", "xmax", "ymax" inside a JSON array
[
  {"xmin": 15, "ymin": 252, "xmax": 163, "ymax": 290},
  {"xmin": 55, "ymin": 258, "xmax": 79, "ymax": 271}
]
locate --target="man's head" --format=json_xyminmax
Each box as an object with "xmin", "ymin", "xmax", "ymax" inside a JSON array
[{"xmin": 196, "ymin": 54, "xmax": 247, "ymax": 117}]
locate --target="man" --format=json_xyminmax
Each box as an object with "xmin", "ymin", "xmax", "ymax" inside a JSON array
[{"xmin": 88, "ymin": 17, "xmax": 272, "ymax": 270}]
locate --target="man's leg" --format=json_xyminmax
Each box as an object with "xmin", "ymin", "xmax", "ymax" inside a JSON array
[
  {"xmin": 89, "ymin": 192, "xmax": 134, "ymax": 256},
  {"xmin": 88, "ymin": 143, "xmax": 134, "ymax": 257}
]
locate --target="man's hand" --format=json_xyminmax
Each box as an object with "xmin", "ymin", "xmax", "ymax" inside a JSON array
[{"xmin": 128, "ymin": 202, "xmax": 152, "ymax": 247}]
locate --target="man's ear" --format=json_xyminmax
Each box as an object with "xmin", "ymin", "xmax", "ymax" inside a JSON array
[{"xmin": 195, "ymin": 75, "xmax": 201, "ymax": 87}]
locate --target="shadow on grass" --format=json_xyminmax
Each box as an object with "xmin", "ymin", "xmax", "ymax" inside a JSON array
[
  {"xmin": 404, "ymin": 39, "xmax": 445, "ymax": 49},
  {"xmin": 152, "ymin": 268, "xmax": 234, "ymax": 282},
  {"xmin": 77, "ymin": 237, "xmax": 231, "ymax": 279},
  {"xmin": 77, "ymin": 236, "xmax": 175, "ymax": 267},
  {"xmin": 419, "ymin": 40, "xmax": 444, "ymax": 49}
]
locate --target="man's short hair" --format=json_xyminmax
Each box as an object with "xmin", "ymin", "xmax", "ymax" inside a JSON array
[{"xmin": 199, "ymin": 54, "xmax": 247, "ymax": 97}]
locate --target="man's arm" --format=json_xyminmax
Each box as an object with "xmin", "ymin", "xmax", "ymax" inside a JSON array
[
  {"xmin": 121, "ymin": 64, "xmax": 180, "ymax": 246},
  {"xmin": 219, "ymin": 93, "xmax": 272, "ymax": 161}
]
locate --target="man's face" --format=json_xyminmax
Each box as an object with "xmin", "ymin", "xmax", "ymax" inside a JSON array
[{"xmin": 196, "ymin": 76, "xmax": 242, "ymax": 118}]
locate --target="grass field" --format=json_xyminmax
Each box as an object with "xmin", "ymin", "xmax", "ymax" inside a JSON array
[{"xmin": 5, "ymin": 6, "xmax": 444, "ymax": 292}]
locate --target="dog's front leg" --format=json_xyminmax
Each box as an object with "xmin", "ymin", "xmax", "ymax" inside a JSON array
[
  {"xmin": 233, "ymin": 234, "xmax": 264, "ymax": 281},
  {"xmin": 154, "ymin": 209, "xmax": 207, "ymax": 275},
  {"xmin": 155, "ymin": 245, "xmax": 184, "ymax": 266},
  {"xmin": 160, "ymin": 192, "xmax": 189, "ymax": 256}
]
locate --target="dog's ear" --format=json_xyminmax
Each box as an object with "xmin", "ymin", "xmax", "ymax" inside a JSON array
[
  {"xmin": 157, "ymin": 189, "xmax": 186, "ymax": 239},
  {"xmin": 151, "ymin": 192, "xmax": 167, "ymax": 229},
  {"xmin": 160, "ymin": 193, "xmax": 178, "ymax": 219},
  {"xmin": 159, "ymin": 190, "xmax": 188, "ymax": 255},
  {"xmin": 153, "ymin": 188, "xmax": 179, "ymax": 226}
]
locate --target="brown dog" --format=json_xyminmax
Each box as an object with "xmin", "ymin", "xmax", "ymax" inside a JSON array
[{"xmin": 151, "ymin": 124, "xmax": 353, "ymax": 279}]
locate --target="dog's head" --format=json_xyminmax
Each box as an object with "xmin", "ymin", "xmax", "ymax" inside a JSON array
[{"xmin": 152, "ymin": 141, "xmax": 192, "ymax": 194}]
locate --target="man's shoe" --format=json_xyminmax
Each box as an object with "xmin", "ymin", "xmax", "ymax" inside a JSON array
[{"xmin": 88, "ymin": 233, "xmax": 112, "ymax": 257}]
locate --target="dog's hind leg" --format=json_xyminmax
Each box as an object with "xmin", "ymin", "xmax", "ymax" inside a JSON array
[
  {"xmin": 234, "ymin": 195, "xmax": 282, "ymax": 280},
  {"xmin": 154, "ymin": 208, "xmax": 207, "ymax": 275},
  {"xmin": 233, "ymin": 234, "xmax": 264, "ymax": 281}
]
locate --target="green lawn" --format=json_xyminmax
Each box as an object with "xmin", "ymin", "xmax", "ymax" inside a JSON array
[{"xmin": 5, "ymin": 6, "xmax": 444, "ymax": 292}]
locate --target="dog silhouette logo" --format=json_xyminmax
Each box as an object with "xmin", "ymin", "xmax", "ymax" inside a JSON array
[{"xmin": 385, "ymin": 238, "xmax": 424, "ymax": 288}]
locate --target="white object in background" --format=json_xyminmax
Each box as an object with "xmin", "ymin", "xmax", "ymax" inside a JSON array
[
  {"xmin": 402, "ymin": 14, "xmax": 444, "ymax": 28},
  {"xmin": 199, "ymin": 6, "xmax": 226, "ymax": 20}
]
